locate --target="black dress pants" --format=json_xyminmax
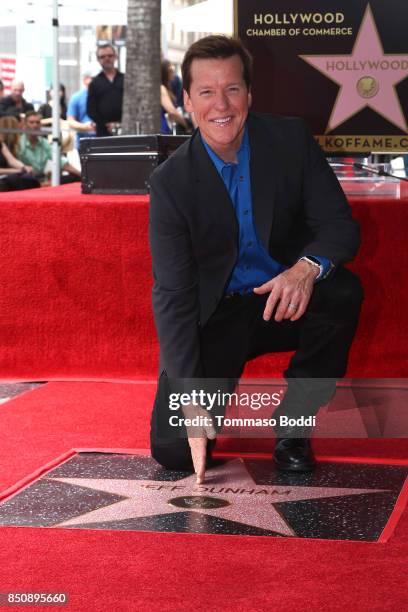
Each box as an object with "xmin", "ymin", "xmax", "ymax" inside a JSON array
[{"xmin": 150, "ymin": 267, "xmax": 363, "ymax": 470}]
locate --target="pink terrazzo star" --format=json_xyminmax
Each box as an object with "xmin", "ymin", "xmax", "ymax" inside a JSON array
[
  {"xmin": 51, "ymin": 459, "xmax": 386, "ymax": 536},
  {"xmin": 300, "ymin": 5, "xmax": 408, "ymax": 131}
]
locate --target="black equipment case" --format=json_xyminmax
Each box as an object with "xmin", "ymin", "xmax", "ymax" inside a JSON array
[{"xmin": 79, "ymin": 134, "xmax": 189, "ymax": 195}]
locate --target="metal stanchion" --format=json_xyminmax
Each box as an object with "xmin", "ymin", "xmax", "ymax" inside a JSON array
[{"xmin": 51, "ymin": 0, "xmax": 61, "ymax": 186}]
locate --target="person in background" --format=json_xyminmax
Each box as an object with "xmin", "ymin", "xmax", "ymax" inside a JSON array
[
  {"xmin": 170, "ymin": 71, "xmax": 184, "ymax": 109},
  {"xmin": 67, "ymin": 73, "xmax": 96, "ymax": 149},
  {"xmin": 17, "ymin": 111, "xmax": 80, "ymax": 183},
  {"xmin": 0, "ymin": 115, "xmax": 21, "ymax": 157},
  {"xmin": 0, "ymin": 80, "xmax": 34, "ymax": 120},
  {"xmin": 161, "ymin": 59, "xmax": 190, "ymax": 134},
  {"xmin": 87, "ymin": 44, "xmax": 124, "ymax": 136},
  {"xmin": 0, "ymin": 80, "xmax": 4, "ymax": 99},
  {"xmin": 38, "ymin": 84, "xmax": 67, "ymax": 123},
  {"xmin": 0, "ymin": 130, "xmax": 39, "ymax": 191}
]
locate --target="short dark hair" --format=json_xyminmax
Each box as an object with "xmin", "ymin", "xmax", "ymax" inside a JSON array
[
  {"xmin": 25, "ymin": 110, "xmax": 42, "ymax": 120},
  {"xmin": 181, "ymin": 35, "xmax": 253, "ymax": 94}
]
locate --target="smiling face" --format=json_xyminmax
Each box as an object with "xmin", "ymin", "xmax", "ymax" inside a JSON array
[{"xmin": 183, "ymin": 55, "xmax": 252, "ymax": 161}]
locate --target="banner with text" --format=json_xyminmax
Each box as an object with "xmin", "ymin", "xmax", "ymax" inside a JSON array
[{"xmin": 236, "ymin": 0, "xmax": 408, "ymax": 152}]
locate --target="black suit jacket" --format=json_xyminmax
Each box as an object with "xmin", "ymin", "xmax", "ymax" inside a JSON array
[{"xmin": 149, "ymin": 112, "xmax": 360, "ymax": 379}]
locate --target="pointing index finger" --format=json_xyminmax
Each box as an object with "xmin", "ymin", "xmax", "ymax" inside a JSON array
[{"xmin": 188, "ymin": 437, "xmax": 207, "ymax": 484}]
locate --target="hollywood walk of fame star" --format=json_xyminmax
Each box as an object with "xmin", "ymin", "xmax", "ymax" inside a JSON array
[
  {"xmin": 300, "ymin": 5, "xmax": 408, "ymax": 132},
  {"xmin": 50, "ymin": 459, "xmax": 387, "ymax": 536}
]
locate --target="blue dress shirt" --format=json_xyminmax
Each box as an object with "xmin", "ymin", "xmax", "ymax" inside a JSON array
[
  {"xmin": 201, "ymin": 125, "xmax": 331, "ymax": 294},
  {"xmin": 67, "ymin": 89, "xmax": 95, "ymax": 148}
]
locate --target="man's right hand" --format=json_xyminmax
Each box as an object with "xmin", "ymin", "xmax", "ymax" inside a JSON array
[{"xmin": 182, "ymin": 404, "xmax": 216, "ymax": 484}]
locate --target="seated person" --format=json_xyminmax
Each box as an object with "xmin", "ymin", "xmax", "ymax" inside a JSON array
[
  {"xmin": 0, "ymin": 80, "xmax": 34, "ymax": 120},
  {"xmin": 0, "ymin": 115, "xmax": 22, "ymax": 157},
  {"xmin": 17, "ymin": 111, "xmax": 81, "ymax": 183},
  {"xmin": 0, "ymin": 134, "xmax": 40, "ymax": 191}
]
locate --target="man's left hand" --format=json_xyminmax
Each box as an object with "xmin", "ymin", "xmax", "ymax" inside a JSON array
[{"xmin": 253, "ymin": 260, "xmax": 319, "ymax": 322}]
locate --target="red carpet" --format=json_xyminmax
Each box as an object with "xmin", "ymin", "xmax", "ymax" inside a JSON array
[
  {"xmin": 0, "ymin": 183, "xmax": 407, "ymax": 609},
  {"xmin": 0, "ymin": 183, "xmax": 407, "ymax": 380},
  {"xmin": 0, "ymin": 382, "xmax": 406, "ymax": 611}
]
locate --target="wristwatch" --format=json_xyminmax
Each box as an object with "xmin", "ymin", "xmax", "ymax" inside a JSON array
[{"xmin": 299, "ymin": 256, "xmax": 323, "ymax": 279}]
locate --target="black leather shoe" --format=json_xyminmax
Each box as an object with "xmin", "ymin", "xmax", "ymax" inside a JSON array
[{"xmin": 273, "ymin": 438, "xmax": 316, "ymax": 472}]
